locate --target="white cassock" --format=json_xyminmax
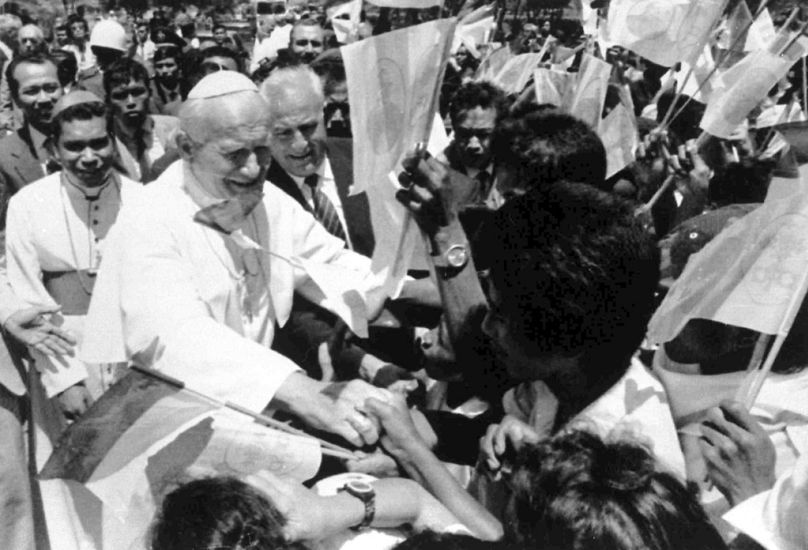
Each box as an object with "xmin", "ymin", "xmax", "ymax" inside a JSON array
[
  {"xmin": 82, "ymin": 158, "xmax": 373, "ymax": 412},
  {"xmin": 4, "ymin": 170, "xmax": 140, "ymax": 550}
]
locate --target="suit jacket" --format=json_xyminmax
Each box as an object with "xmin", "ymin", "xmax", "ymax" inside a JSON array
[
  {"xmin": 266, "ymin": 137, "xmax": 375, "ymax": 258},
  {"xmin": 0, "ymin": 126, "xmax": 47, "ymax": 232}
]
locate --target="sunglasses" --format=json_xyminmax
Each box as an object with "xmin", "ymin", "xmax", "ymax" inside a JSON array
[{"xmin": 294, "ymin": 39, "xmax": 322, "ymax": 48}]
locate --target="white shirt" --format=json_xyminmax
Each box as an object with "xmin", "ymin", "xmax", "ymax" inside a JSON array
[
  {"xmin": 290, "ymin": 157, "xmax": 353, "ymax": 248},
  {"xmin": 249, "ymin": 24, "xmax": 292, "ymax": 72},
  {"xmin": 504, "ymin": 357, "xmax": 686, "ymax": 478},
  {"xmin": 5, "ymin": 171, "xmax": 141, "ymax": 396},
  {"xmin": 81, "ymin": 160, "xmax": 372, "ymax": 412}
]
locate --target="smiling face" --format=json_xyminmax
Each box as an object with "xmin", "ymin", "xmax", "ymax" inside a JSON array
[
  {"xmin": 267, "ymin": 88, "xmax": 325, "ymax": 178},
  {"xmin": 185, "ymin": 92, "xmax": 272, "ymax": 198},
  {"xmin": 55, "ymin": 114, "xmax": 115, "ymax": 188},
  {"xmin": 12, "ymin": 60, "xmax": 62, "ymax": 130}
]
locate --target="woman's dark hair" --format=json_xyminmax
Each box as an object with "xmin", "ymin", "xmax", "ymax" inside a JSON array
[
  {"xmin": 394, "ymin": 531, "xmax": 503, "ymax": 550},
  {"xmin": 150, "ymin": 476, "xmax": 301, "ymax": 550},
  {"xmin": 508, "ymin": 431, "xmax": 728, "ymax": 550}
]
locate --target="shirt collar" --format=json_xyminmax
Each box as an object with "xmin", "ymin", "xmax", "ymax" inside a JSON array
[{"xmin": 290, "ymin": 157, "xmax": 331, "ymax": 190}]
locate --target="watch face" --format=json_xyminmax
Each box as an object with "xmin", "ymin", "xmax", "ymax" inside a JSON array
[
  {"xmin": 345, "ymin": 480, "xmax": 374, "ymax": 495},
  {"xmin": 447, "ymin": 245, "xmax": 469, "ymax": 268}
]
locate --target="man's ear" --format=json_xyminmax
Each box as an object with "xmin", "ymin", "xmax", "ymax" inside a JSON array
[{"xmin": 175, "ymin": 131, "xmax": 195, "ymax": 160}]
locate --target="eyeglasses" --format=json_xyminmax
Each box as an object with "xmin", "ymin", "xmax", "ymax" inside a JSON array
[{"xmin": 294, "ymin": 39, "xmax": 322, "ymax": 48}]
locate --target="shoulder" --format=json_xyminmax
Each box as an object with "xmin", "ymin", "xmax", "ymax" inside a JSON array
[{"xmin": 0, "ymin": 131, "xmax": 27, "ymax": 156}]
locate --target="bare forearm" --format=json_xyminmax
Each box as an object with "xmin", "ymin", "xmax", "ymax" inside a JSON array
[{"xmin": 393, "ymin": 441, "xmax": 503, "ymax": 540}]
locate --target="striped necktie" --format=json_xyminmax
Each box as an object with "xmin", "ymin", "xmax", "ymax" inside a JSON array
[{"xmin": 304, "ymin": 174, "xmax": 347, "ymax": 242}]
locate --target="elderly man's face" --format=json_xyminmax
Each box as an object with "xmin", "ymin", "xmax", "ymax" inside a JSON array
[
  {"xmin": 18, "ymin": 26, "xmax": 44, "ymax": 54},
  {"xmin": 12, "ymin": 61, "xmax": 62, "ymax": 128},
  {"xmin": 188, "ymin": 93, "xmax": 272, "ymax": 197},
  {"xmin": 290, "ymin": 25, "xmax": 323, "ymax": 64},
  {"xmin": 268, "ymin": 90, "xmax": 326, "ymax": 177},
  {"xmin": 55, "ymin": 114, "xmax": 115, "ymax": 188}
]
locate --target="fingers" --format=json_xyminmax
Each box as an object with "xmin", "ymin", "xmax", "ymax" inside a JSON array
[
  {"xmin": 718, "ymin": 400, "xmax": 762, "ymax": 435},
  {"xmin": 700, "ymin": 422, "xmax": 738, "ymax": 461},
  {"xmin": 480, "ymin": 424, "xmax": 500, "ymax": 471},
  {"xmin": 347, "ymin": 411, "xmax": 380, "ymax": 446}
]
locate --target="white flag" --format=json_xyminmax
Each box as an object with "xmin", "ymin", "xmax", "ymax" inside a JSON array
[
  {"xmin": 342, "ymin": 18, "xmax": 456, "ymax": 194},
  {"xmin": 327, "ymin": 0, "xmax": 361, "ymax": 44},
  {"xmin": 606, "ymin": 0, "xmax": 726, "ymax": 67}
]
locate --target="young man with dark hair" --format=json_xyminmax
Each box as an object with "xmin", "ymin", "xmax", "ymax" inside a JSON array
[
  {"xmin": 103, "ymin": 57, "xmax": 179, "ymax": 182},
  {"xmin": 441, "ymin": 81, "xmax": 510, "ymax": 207},
  {"xmin": 491, "ymin": 105, "xmax": 609, "ymax": 193},
  {"xmin": 151, "ymin": 45, "xmax": 183, "ymax": 115}
]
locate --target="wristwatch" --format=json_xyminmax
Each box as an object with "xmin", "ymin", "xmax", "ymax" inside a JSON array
[
  {"xmin": 339, "ymin": 480, "xmax": 376, "ymax": 530},
  {"xmin": 432, "ymin": 243, "xmax": 469, "ymax": 279}
]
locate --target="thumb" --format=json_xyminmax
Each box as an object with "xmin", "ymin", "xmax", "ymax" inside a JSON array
[
  {"xmin": 363, "ymin": 396, "xmax": 393, "ymax": 420},
  {"xmin": 33, "ymin": 304, "xmax": 62, "ymax": 315}
]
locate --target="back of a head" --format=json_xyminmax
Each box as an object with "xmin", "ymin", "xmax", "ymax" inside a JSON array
[
  {"xmin": 484, "ymin": 182, "xmax": 659, "ymax": 370},
  {"xmin": 394, "ymin": 531, "xmax": 503, "ymax": 550},
  {"xmin": 150, "ymin": 476, "xmax": 291, "ymax": 550},
  {"xmin": 492, "ymin": 107, "xmax": 608, "ymax": 191},
  {"xmin": 508, "ymin": 431, "xmax": 728, "ymax": 550}
]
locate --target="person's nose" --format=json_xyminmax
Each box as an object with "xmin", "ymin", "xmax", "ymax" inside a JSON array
[{"xmin": 240, "ymin": 151, "xmax": 261, "ymax": 180}]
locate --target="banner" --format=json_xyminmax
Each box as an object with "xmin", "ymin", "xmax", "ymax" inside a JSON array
[
  {"xmin": 568, "ymin": 54, "xmax": 612, "ymax": 131},
  {"xmin": 648, "ymin": 164, "xmax": 808, "ymax": 344},
  {"xmin": 605, "ymin": 0, "xmax": 727, "ymax": 67},
  {"xmin": 342, "ymin": 18, "xmax": 456, "ymax": 194}
]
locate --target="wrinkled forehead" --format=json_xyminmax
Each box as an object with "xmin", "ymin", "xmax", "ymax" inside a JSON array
[{"xmin": 292, "ymin": 24, "xmax": 323, "ymax": 41}]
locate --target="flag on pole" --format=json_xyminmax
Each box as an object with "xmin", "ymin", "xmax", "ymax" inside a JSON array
[
  {"xmin": 365, "ymin": 0, "xmax": 440, "ymax": 8},
  {"xmin": 328, "ymin": 0, "xmax": 362, "ymax": 44},
  {"xmin": 605, "ymin": 0, "xmax": 727, "ymax": 67},
  {"xmin": 452, "ymin": 4, "xmax": 494, "ymax": 56},
  {"xmin": 568, "ymin": 54, "xmax": 612, "ymax": 131},
  {"xmin": 648, "ymin": 163, "xmax": 808, "ymax": 345},
  {"xmin": 746, "ymin": 7, "xmax": 776, "ymax": 51},
  {"xmin": 491, "ymin": 52, "xmax": 544, "ymax": 94},
  {"xmin": 600, "ymin": 100, "xmax": 638, "ymax": 178},
  {"xmin": 475, "ymin": 46, "xmax": 512, "ymax": 82},
  {"xmin": 342, "ymin": 18, "xmax": 456, "ymax": 195},
  {"xmin": 700, "ymin": 49, "xmax": 795, "ymax": 139},
  {"xmin": 533, "ymin": 67, "xmax": 576, "ymax": 109},
  {"xmin": 39, "ymin": 369, "xmax": 321, "ymax": 545}
]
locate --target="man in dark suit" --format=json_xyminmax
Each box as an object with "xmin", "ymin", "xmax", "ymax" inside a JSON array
[
  {"xmin": 259, "ymin": 65, "xmax": 433, "ymax": 383},
  {"xmin": 0, "ymin": 53, "xmax": 63, "ymax": 231}
]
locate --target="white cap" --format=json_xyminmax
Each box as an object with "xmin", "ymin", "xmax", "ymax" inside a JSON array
[
  {"xmin": 187, "ymin": 70, "xmax": 258, "ymax": 100},
  {"xmin": 89, "ymin": 19, "xmax": 127, "ymax": 52}
]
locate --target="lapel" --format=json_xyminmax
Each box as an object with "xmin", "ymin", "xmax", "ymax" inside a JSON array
[
  {"xmin": 266, "ymin": 160, "xmax": 310, "ymax": 212},
  {"xmin": 9, "ymin": 127, "xmax": 46, "ymax": 190}
]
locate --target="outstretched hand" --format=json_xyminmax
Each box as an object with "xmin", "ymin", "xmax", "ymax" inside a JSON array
[
  {"xmin": 4, "ymin": 305, "xmax": 76, "ymax": 356},
  {"xmin": 395, "ymin": 146, "xmax": 460, "ymax": 236}
]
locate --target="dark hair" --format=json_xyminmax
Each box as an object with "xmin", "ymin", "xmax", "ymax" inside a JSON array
[
  {"xmin": 485, "ymin": 182, "xmax": 659, "ymax": 371},
  {"xmin": 150, "ymin": 476, "xmax": 298, "ymax": 550},
  {"xmin": 103, "ymin": 57, "xmax": 151, "ymax": 100},
  {"xmin": 393, "ymin": 531, "xmax": 498, "ymax": 550},
  {"xmin": 65, "ymin": 14, "xmax": 88, "ymax": 39},
  {"xmin": 5, "ymin": 52, "xmax": 58, "ymax": 103},
  {"xmin": 212, "ymin": 23, "xmax": 226, "ymax": 34},
  {"xmin": 49, "ymin": 49, "xmax": 79, "ymax": 87},
  {"xmin": 448, "ymin": 81, "xmax": 509, "ymax": 130},
  {"xmin": 153, "ymin": 44, "xmax": 180, "ymax": 64},
  {"xmin": 50, "ymin": 100, "xmax": 112, "ymax": 143},
  {"xmin": 201, "ymin": 44, "xmax": 242, "ymax": 72},
  {"xmin": 492, "ymin": 107, "xmax": 608, "ymax": 191},
  {"xmin": 508, "ymin": 430, "xmax": 728, "ymax": 550}
]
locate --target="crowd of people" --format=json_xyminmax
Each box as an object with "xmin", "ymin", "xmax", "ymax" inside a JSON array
[{"xmin": 0, "ymin": 1, "xmax": 807, "ymax": 549}]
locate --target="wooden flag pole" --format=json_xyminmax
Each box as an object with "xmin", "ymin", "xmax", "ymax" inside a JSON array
[
  {"xmin": 660, "ymin": 0, "xmax": 776, "ymax": 134},
  {"xmin": 735, "ymin": 247, "xmax": 808, "ymax": 408},
  {"xmin": 131, "ymin": 366, "xmax": 358, "ymax": 460},
  {"xmin": 803, "ymin": 57, "xmax": 808, "ymax": 116}
]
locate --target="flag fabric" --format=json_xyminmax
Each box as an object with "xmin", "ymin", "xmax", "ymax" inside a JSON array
[
  {"xmin": 718, "ymin": 0, "xmax": 752, "ymax": 64},
  {"xmin": 747, "ymin": 7, "xmax": 776, "ymax": 51},
  {"xmin": 600, "ymin": 100, "xmax": 638, "ymax": 178},
  {"xmin": 342, "ymin": 18, "xmax": 456, "ymax": 195},
  {"xmin": 677, "ymin": 45, "xmax": 717, "ymax": 104},
  {"xmin": 475, "ymin": 45, "xmax": 512, "ymax": 82},
  {"xmin": 648, "ymin": 163, "xmax": 808, "ymax": 344},
  {"xmin": 365, "ymin": 0, "xmax": 440, "ymax": 8},
  {"xmin": 533, "ymin": 68, "xmax": 576, "ymax": 109},
  {"xmin": 568, "ymin": 54, "xmax": 612, "ymax": 131},
  {"xmin": 700, "ymin": 49, "xmax": 795, "ymax": 139},
  {"xmin": 452, "ymin": 5, "xmax": 494, "ymax": 56},
  {"xmin": 40, "ymin": 369, "xmax": 321, "ymax": 547},
  {"xmin": 491, "ymin": 52, "xmax": 544, "ymax": 94},
  {"xmin": 605, "ymin": 0, "xmax": 727, "ymax": 67},
  {"xmin": 327, "ymin": 0, "xmax": 361, "ymax": 44}
]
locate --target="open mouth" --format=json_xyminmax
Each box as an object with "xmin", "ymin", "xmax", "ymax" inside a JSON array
[
  {"xmin": 288, "ymin": 151, "xmax": 312, "ymax": 163},
  {"xmin": 225, "ymin": 177, "xmax": 262, "ymax": 189}
]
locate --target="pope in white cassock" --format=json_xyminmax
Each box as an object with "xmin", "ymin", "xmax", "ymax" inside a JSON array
[{"xmin": 82, "ymin": 70, "xmax": 392, "ymax": 450}]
